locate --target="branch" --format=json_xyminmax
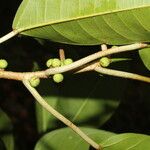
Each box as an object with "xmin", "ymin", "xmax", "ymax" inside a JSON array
[
  {"xmin": 0, "ymin": 43, "xmax": 149, "ymax": 83},
  {"xmin": 95, "ymin": 66, "xmax": 150, "ymax": 83},
  {"xmin": 23, "ymin": 80, "xmax": 101, "ymax": 150},
  {"xmin": 0, "ymin": 70, "xmax": 47, "ymax": 81}
]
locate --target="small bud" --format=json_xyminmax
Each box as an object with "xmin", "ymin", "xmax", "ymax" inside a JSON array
[
  {"xmin": 29, "ymin": 76, "xmax": 40, "ymax": 87},
  {"xmin": 0, "ymin": 59, "xmax": 8, "ymax": 69},
  {"xmin": 46, "ymin": 59, "xmax": 53, "ymax": 68},
  {"xmin": 99, "ymin": 57, "xmax": 111, "ymax": 67},
  {"xmin": 53, "ymin": 74, "xmax": 64, "ymax": 83},
  {"xmin": 63, "ymin": 58, "xmax": 73, "ymax": 65},
  {"xmin": 52, "ymin": 58, "xmax": 61, "ymax": 67}
]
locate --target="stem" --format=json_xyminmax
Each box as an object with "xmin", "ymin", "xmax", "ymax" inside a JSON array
[
  {"xmin": 23, "ymin": 80, "xmax": 101, "ymax": 150},
  {"xmin": 0, "ymin": 30, "xmax": 19, "ymax": 44},
  {"xmin": 101, "ymin": 44, "xmax": 107, "ymax": 51},
  {"xmin": 59, "ymin": 48, "xmax": 65, "ymax": 61},
  {"xmin": 75, "ymin": 62, "xmax": 99, "ymax": 73},
  {"xmin": 95, "ymin": 66, "xmax": 150, "ymax": 83}
]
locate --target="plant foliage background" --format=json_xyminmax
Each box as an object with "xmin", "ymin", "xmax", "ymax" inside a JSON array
[{"xmin": 0, "ymin": 0, "xmax": 150, "ymax": 150}]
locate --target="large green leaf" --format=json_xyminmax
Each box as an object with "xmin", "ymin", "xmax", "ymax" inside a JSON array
[
  {"xmin": 34, "ymin": 127, "xmax": 115, "ymax": 150},
  {"xmin": 35, "ymin": 127, "xmax": 150, "ymax": 150},
  {"xmin": 101, "ymin": 133, "xmax": 150, "ymax": 149},
  {"xmin": 0, "ymin": 109, "xmax": 14, "ymax": 150},
  {"xmin": 36, "ymin": 73, "xmax": 126, "ymax": 133},
  {"xmin": 139, "ymin": 47, "xmax": 150, "ymax": 70},
  {"xmin": 13, "ymin": 0, "xmax": 150, "ymax": 45}
]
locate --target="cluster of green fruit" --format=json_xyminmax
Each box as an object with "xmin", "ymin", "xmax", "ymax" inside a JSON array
[
  {"xmin": 0, "ymin": 56, "xmax": 128, "ymax": 89},
  {"xmin": 46, "ymin": 58, "xmax": 73, "ymax": 68},
  {"xmin": 0, "ymin": 57, "xmax": 111, "ymax": 88},
  {"xmin": 30, "ymin": 58, "xmax": 73, "ymax": 88}
]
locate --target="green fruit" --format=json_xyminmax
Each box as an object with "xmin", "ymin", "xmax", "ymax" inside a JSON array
[
  {"xmin": 53, "ymin": 74, "xmax": 64, "ymax": 83},
  {"xmin": 29, "ymin": 76, "xmax": 40, "ymax": 87},
  {"xmin": 46, "ymin": 59, "xmax": 53, "ymax": 68},
  {"xmin": 99, "ymin": 57, "xmax": 111, "ymax": 67},
  {"xmin": 0, "ymin": 59, "xmax": 8, "ymax": 69},
  {"xmin": 52, "ymin": 58, "xmax": 61, "ymax": 67},
  {"xmin": 63, "ymin": 58, "xmax": 73, "ymax": 65}
]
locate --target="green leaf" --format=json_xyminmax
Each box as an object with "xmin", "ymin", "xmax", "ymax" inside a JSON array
[
  {"xmin": 36, "ymin": 73, "xmax": 126, "ymax": 133},
  {"xmin": 139, "ymin": 47, "xmax": 150, "ymax": 70},
  {"xmin": 34, "ymin": 127, "xmax": 115, "ymax": 150},
  {"xmin": 13, "ymin": 0, "xmax": 150, "ymax": 45},
  {"xmin": 0, "ymin": 109, "xmax": 14, "ymax": 150},
  {"xmin": 57, "ymin": 74, "xmax": 122, "ymax": 125},
  {"xmin": 35, "ymin": 128, "xmax": 150, "ymax": 150},
  {"xmin": 101, "ymin": 133, "xmax": 150, "ymax": 149}
]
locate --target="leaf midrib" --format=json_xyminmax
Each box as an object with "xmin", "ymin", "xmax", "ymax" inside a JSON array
[{"xmin": 16, "ymin": 5, "xmax": 150, "ymax": 33}]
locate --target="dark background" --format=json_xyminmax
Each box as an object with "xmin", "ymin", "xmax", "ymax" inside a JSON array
[{"xmin": 0, "ymin": 1, "xmax": 150, "ymax": 150}]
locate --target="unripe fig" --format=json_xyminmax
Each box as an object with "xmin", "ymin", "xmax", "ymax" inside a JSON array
[
  {"xmin": 53, "ymin": 74, "xmax": 64, "ymax": 83},
  {"xmin": 0, "ymin": 59, "xmax": 8, "ymax": 69},
  {"xmin": 99, "ymin": 57, "xmax": 111, "ymax": 67},
  {"xmin": 63, "ymin": 58, "xmax": 73, "ymax": 65},
  {"xmin": 52, "ymin": 58, "xmax": 61, "ymax": 67},
  {"xmin": 29, "ymin": 76, "xmax": 40, "ymax": 87},
  {"xmin": 46, "ymin": 59, "xmax": 53, "ymax": 68}
]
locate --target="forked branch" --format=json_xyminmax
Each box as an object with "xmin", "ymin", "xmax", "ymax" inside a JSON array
[
  {"xmin": 0, "ymin": 42, "xmax": 149, "ymax": 150},
  {"xmin": 23, "ymin": 80, "xmax": 101, "ymax": 150},
  {"xmin": 95, "ymin": 67, "xmax": 150, "ymax": 83},
  {"xmin": 0, "ymin": 43, "xmax": 149, "ymax": 83}
]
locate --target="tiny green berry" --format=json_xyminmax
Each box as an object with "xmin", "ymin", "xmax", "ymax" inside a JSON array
[
  {"xmin": 29, "ymin": 76, "xmax": 40, "ymax": 87},
  {"xmin": 46, "ymin": 59, "xmax": 53, "ymax": 68},
  {"xmin": 99, "ymin": 57, "xmax": 111, "ymax": 67},
  {"xmin": 53, "ymin": 74, "xmax": 64, "ymax": 83},
  {"xmin": 52, "ymin": 58, "xmax": 61, "ymax": 67},
  {"xmin": 63, "ymin": 58, "xmax": 73, "ymax": 65},
  {"xmin": 0, "ymin": 59, "xmax": 8, "ymax": 69}
]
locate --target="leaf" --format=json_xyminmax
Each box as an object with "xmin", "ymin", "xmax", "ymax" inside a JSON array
[
  {"xmin": 36, "ymin": 73, "xmax": 126, "ymax": 133},
  {"xmin": 57, "ymin": 73, "xmax": 122, "ymax": 125},
  {"xmin": 34, "ymin": 127, "xmax": 115, "ymax": 150},
  {"xmin": 139, "ymin": 47, "xmax": 150, "ymax": 71},
  {"xmin": 101, "ymin": 133, "xmax": 150, "ymax": 149},
  {"xmin": 35, "ymin": 128, "xmax": 150, "ymax": 150},
  {"xmin": 0, "ymin": 109, "xmax": 14, "ymax": 150},
  {"xmin": 13, "ymin": 0, "xmax": 150, "ymax": 45}
]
